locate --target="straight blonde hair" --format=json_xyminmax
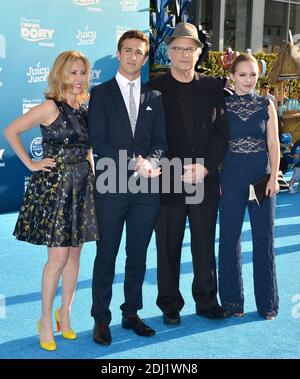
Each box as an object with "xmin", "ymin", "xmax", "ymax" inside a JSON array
[{"xmin": 45, "ymin": 51, "xmax": 90, "ymax": 104}]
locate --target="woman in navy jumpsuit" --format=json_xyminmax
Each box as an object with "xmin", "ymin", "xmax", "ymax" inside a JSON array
[{"xmin": 218, "ymin": 54, "xmax": 280, "ymax": 320}]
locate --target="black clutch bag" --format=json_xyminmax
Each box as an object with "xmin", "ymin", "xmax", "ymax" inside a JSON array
[
  {"xmin": 249, "ymin": 171, "xmax": 288, "ymax": 205},
  {"xmin": 249, "ymin": 174, "xmax": 270, "ymax": 205}
]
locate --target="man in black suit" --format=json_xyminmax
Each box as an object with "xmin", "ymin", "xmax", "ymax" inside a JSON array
[
  {"xmin": 88, "ymin": 30, "xmax": 167, "ymax": 345},
  {"xmin": 149, "ymin": 22, "xmax": 230, "ymax": 324}
]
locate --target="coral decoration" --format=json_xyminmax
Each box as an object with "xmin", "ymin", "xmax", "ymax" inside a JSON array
[{"xmin": 217, "ymin": 48, "xmax": 239, "ymax": 70}]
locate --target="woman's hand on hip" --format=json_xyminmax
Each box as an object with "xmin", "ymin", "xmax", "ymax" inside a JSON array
[{"xmin": 29, "ymin": 158, "xmax": 56, "ymax": 172}]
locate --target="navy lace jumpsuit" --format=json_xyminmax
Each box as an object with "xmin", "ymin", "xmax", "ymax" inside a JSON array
[{"xmin": 218, "ymin": 92, "xmax": 279, "ymax": 318}]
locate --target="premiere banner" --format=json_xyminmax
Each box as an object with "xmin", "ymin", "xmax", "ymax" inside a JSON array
[{"xmin": 0, "ymin": 0, "xmax": 149, "ymax": 213}]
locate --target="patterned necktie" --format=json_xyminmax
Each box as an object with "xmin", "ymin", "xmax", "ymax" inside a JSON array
[{"xmin": 128, "ymin": 82, "xmax": 137, "ymax": 136}]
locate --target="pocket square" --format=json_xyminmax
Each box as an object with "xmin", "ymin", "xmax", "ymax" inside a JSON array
[{"xmin": 146, "ymin": 106, "xmax": 152, "ymax": 111}]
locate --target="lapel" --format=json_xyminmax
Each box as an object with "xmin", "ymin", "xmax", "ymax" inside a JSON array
[
  {"xmin": 109, "ymin": 78, "xmax": 149, "ymax": 139},
  {"xmin": 134, "ymin": 83, "xmax": 148, "ymax": 136},
  {"xmin": 191, "ymin": 72, "xmax": 203, "ymax": 141},
  {"xmin": 109, "ymin": 78, "xmax": 133, "ymax": 136}
]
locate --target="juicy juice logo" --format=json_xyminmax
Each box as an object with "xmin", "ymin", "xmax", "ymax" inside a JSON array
[
  {"xmin": 76, "ymin": 26, "xmax": 96, "ymax": 45},
  {"xmin": 26, "ymin": 62, "xmax": 49, "ymax": 84}
]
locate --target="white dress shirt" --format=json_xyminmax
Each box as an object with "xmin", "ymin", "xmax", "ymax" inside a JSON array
[{"xmin": 115, "ymin": 71, "xmax": 141, "ymax": 117}]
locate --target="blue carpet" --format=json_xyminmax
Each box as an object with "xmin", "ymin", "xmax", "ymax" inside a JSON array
[{"xmin": 0, "ymin": 172, "xmax": 300, "ymax": 359}]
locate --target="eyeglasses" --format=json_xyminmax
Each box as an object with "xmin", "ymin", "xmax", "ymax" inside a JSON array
[{"xmin": 170, "ymin": 46, "xmax": 199, "ymax": 55}]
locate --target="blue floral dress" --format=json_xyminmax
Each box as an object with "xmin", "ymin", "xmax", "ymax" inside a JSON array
[{"xmin": 14, "ymin": 100, "xmax": 99, "ymax": 247}]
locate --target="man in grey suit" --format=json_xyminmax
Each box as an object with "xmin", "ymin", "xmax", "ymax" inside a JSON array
[{"xmin": 88, "ymin": 30, "xmax": 167, "ymax": 345}]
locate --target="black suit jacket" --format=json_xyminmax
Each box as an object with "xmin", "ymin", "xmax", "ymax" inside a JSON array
[
  {"xmin": 88, "ymin": 77, "xmax": 167, "ymax": 196},
  {"xmin": 149, "ymin": 71, "xmax": 229, "ymax": 205}
]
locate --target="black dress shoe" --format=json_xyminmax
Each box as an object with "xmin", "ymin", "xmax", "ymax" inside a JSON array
[
  {"xmin": 93, "ymin": 323, "xmax": 112, "ymax": 345},
  {"xmin": 122, "ymin": 314, "xmax": 156, "ymax": 337},
  {"xmin": 196, "ymin": 304, "xmax": 231, "ymax": 319},
  {"xmin": 163, "ymin": 310, "xmax": 181, "ymax": 325}
]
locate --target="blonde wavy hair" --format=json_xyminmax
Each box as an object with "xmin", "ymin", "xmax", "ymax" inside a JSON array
[{"xmin": 45, "ymin": 51, "xmax": 90, "ymax": 104}]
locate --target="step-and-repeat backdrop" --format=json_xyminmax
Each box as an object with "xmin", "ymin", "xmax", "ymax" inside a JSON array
[{"xmin": 0, "ymin": 0, "xmax": 148, "ymax": 213}]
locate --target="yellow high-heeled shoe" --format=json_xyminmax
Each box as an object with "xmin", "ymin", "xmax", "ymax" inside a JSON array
[
  {"xmin": 37, "ymin": 320, "xmax": 56, "ymax": 351},
  {"xmin": 54, "ymin": 310, "xmax": 77, "ymax": 340}
]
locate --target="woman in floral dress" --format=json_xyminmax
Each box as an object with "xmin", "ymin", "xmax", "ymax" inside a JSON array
[{"xmin": 4, "ymin": 51, "xmax": 98, "ymax": 350}]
